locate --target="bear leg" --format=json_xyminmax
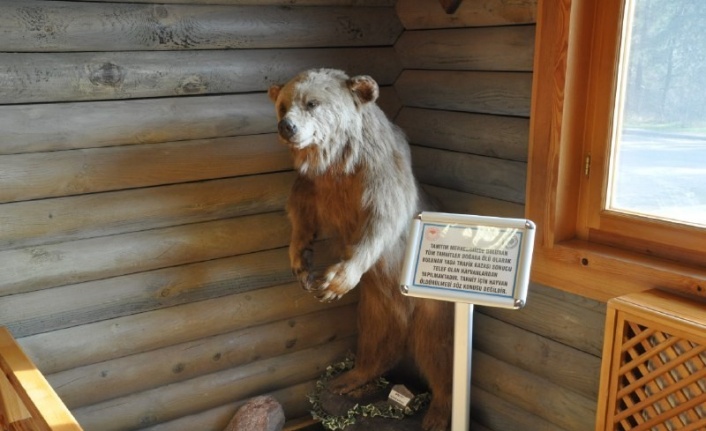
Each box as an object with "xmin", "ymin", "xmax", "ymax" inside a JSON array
[{"xmin": 328, "ymin": 275, "xmax": 409, "ymax": 395}]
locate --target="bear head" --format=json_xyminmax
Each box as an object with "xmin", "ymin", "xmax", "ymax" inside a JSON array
[{"xmin": 268, "ymin": 68, "xmax": 380, "ymax": 176}]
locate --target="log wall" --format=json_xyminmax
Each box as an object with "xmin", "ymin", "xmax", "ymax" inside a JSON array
[
  {"xmin": 0, "ymin": 0, "xmax": 607, "ymax": 429},
  {"xmin": 0, "ymin": 1, "xmax": 398, "ymax": 429},
  {"xmin": 394, "ymin": 0, "xmax": 605, "ymax": 429}
]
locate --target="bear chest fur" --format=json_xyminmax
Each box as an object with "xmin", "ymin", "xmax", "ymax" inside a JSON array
[{"xmin": 311, "ymin": 170, "xmax": 368, "ymax": 243}]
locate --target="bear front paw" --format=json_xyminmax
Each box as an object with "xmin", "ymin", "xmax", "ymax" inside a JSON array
[
  {"xmin": 290, "ymin": 246, "xmax": 314, "ymax": 290},
  {"xmin": 310, "ymin": 262, "xmax": 359, "ymax": 302},
  {"xmin": 292, "ymin": 267, "xmax": 315, "ymax": 291}
]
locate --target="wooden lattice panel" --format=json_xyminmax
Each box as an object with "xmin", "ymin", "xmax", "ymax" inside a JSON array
[{"xmin": 597, "ymin": 290, "xmax": 706, "ymax": 431}]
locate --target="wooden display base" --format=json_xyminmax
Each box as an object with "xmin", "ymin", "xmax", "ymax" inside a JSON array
[{"xmin": 316, "ymin": 381, "xmax": 426, "ymax": 431}]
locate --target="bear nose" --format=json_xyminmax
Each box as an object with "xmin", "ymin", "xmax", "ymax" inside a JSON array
[{"xmin": 277, "ymin": 118, "xmax": 297, "ymax": 140}]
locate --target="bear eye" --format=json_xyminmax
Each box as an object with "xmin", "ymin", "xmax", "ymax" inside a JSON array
[{"xmin": 306, "ymin": 100, "xmax": 319, "ymax": 110}]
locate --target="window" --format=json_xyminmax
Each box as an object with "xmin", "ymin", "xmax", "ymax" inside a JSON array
[
  {"xmin": 608, "ymin": 0, "xmax": 706, "ymax": 228},
  {"xmin": 527, "ymin": 0, "xmax": 706, "ymax": 301}
]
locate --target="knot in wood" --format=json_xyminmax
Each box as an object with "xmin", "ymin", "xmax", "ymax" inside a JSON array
[{"xmin": 89, "ymin": 62, "xmax": 124, "ymax": 87}]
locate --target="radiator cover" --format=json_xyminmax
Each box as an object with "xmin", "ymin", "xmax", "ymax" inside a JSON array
[{"xmin": 596, "ymin": 289, "xmax": 706, "ymax": 431}]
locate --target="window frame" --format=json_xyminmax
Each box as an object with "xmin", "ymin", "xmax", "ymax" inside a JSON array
[{"xmin": 526, "ymin": 0, "xmax": 706, "ymax": 302}]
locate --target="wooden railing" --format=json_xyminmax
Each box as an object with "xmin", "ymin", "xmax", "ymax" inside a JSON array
[{"xmin": 0, "ymin": 328, "xmax": 82, "ymax": 431}]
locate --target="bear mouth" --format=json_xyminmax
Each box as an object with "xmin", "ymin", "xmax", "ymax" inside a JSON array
[
  {"xmin": 279, "ymin": 134, "xmax": 316, "ymax": 151},
  {"xmin": 279, "ymin": 136, "xmax": 301, "ymax": 149}
]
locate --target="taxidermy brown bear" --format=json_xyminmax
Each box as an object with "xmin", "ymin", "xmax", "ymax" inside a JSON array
[{"xmin": 269, "ymin": 68, "xmax": 453, "ymax": 431}]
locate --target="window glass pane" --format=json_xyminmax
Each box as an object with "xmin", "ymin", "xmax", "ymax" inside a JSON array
[{"xmin": 608, "ymin": 0, "xmax": 706, "ymax": 227}]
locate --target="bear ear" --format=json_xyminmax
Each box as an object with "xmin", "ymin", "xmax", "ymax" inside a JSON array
[
  {"xmin": 347, "ymin": 75, "xmax": 379, "ymax": 104},
  {"xmin": 268, "ymin": 85, "xmax": 282, "ymax": 103}
]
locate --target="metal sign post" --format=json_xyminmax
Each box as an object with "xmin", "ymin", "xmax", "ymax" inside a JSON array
[
  {"xmin": 400, "ymin": 212, "xmax": 535, "ymax": 431},
  {"xmin": 451, "ymin": 302, "xmax": 473, "ymax": 431}
]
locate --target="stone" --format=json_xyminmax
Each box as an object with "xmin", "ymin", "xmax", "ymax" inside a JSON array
[{"xmin": 224, "ymin": 395, "xmax": 285, "ymax": 431}]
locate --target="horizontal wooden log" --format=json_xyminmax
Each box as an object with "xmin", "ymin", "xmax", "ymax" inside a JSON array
[
  {"xmin": 0, "ymin": 171, "xmax": 294, "ymax": 250},
  {"xmin": 0, "ymin": 134, "xmax": 290, "ymax": 204},
  {"xmin": 19, "ymin": 282, "xmax": 358, "ymax": 375},
  {"xmin": 478, "ymin": 283, "xmax": 606, "ymax": 356},
  {"xmin": 422, "ymin": 185, "xmax": 525, "ymax": 218},
  {"xmin": 140, "ymin": 380, "xmax": 318, "ymax": 431},
  {"xmin": 396, "ymin": 107, "xmax": 529, "ymax": 161},
  {"xmin": 0, "ymin": 48, "xmax": 401, "ymax": 104},
  {"xmin": 395, "ymin": 26, "xmax": 535, "ymax": 71},
  {"xmin": 396, "ymin": 0, "xmax": 536, "ymax": 29},
  {"xmin": 0, "ymin": 246, "xmax": 291, "ymax": 337},
  {"xmin": 50, "ymin": 304, "xmax": 357, "ymax": 408},
  {"xmin": 473, "ymin": 313, "xmax": 601, "ymax": 399},
  {"xmin": 376, "ymin": 87, "xmax": 402, "ymax": 120},
  {"xmin": 0, "ymin": 2, "xmax": 401, "ymax": 52},
  {"xmin": 412, "ymin": 146, "xmax": 527, "ymax": 204},
  {"xmin": 470, "ymin": 386, "xmax": 565, "ymax": 431},
  {"xmin": 2, "ymin": 242, "xmax": 337, "ymax": 338},
  {"xmin": 72, "ymin": 337, "xmax": 355, "ymax": 430},
  {"xmin": 0, "ymin": 212, "xmax": 290, "ymax": 297},
  {"xmin": 472, "ymin": 350, "xmax": 596, "ymax": 431},
  {"xmin": 0, "ymin": 89, "xmax": 398, "ymax": 155},
  {"xmin": 0, "ymin": 94, "xmax": 273, "ymax": 155},
  {"xmin": 395, "ymin": 70, "xmax": 533, "ymax": 117},
  {"xmin": 531, "ymin": 282, "xmax": 607, "ymax": 315}
]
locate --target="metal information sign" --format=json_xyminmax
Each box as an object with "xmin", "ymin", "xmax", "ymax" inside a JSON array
[
  {"xmin": 399, "ymin": 212, "xmax": 536, "ymax": 431},
  {"xmin": 400, "ymin": 212, "xmax": 535, "ymax": 309}
]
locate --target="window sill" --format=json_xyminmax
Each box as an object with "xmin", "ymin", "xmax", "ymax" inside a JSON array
[{"xmin": 531, "ymin": 239, "xmax": 706, "ymax": 303}]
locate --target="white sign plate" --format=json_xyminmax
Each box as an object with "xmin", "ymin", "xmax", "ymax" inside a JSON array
[{"xmin": 400, "ymin": 212, "xmax": 535, "ymax": 309}]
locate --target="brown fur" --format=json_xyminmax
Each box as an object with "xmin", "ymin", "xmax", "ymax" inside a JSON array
[{"xmin": 269, "ymin": 69, "xmax": 452, "ymax": 431}]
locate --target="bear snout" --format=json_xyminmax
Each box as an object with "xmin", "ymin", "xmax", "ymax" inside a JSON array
[{"xmin": 277, "ymin": 118, "xmax": 298, "ymax": 140}]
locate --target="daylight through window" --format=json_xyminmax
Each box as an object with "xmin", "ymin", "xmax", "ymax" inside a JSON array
[{"xmin": 608, "ymin": 0, "xmax": 706, "ymax": 228}]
